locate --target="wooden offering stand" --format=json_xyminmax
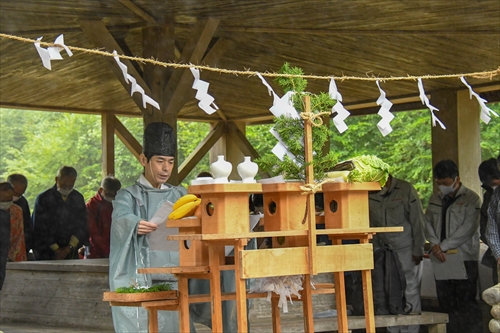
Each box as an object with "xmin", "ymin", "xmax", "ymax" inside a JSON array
[{"xmin": 107, "ymin": 96, "xmax": 401, "ymax": 333}]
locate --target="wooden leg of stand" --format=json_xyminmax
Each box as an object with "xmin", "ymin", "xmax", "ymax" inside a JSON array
[
  {"xmin": 360, "ymin": 239, "xmax": 375, "ymax": 333},
  {"xmin": 178, "ymin": 277, "xmax": 190, "ymax": 333},
  {"xmin": 147, "ymin": 308, "xmax": 158, "ymax": 333},
  {"xmin": 209, "ymin": 243, "xmax": 223, "ymax": 332},
  {"xmin": 333, "ymin": 271, "xmax": 348, "ymax": 333},
  {"xmin": 271, "ymin": 294, "xmax": 281, "ymax": 333},
  {"xmin": 302, "ymin": 274, "xmax": 314, "ymax": 332},
  {"xmin": 234, "ymin": 240, "xmax": 248, "ymax": 333}
]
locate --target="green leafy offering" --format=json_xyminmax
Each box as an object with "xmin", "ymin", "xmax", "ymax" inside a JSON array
[
  {"xmin": 255, "ymin": 63, "xmax": 338, "ymax": 181},
  {"xmin": 115, "ymin": 283, "xmax": 172, "ymax": 293},
  {"xmin": 345, "ymin": 155, "xmax": 391, "ymax": 187}
]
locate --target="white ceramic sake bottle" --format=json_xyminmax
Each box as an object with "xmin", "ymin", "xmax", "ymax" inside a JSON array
[
  {"xmin": 210, "ymin": 155, "xmax": 232, "ymax": 183},
  {"xmin": 237, "ymin": 156, "xmax": 258, "ymax": 183}
]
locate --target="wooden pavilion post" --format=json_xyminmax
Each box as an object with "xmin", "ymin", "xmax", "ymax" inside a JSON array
[{"xmin": 101, "ymin": 111, "xmax": 115, "ymax": 177}]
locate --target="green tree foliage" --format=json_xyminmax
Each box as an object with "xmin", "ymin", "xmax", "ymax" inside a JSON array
[
  {"xmin": 480, "ymin": 103, "xmax": 500, "ymax": 160},
  {"xmin": 0, "ymin": 109, "xmax": 210, "ymax": 208},
  {"xmin": 0, "ymin": 102, "xmax": 498, "ymax": 210}
]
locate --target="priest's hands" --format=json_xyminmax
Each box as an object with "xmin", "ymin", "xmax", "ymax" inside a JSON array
[{"xmin": 137, "ymin": 220, "xmax": 158, "ymax": 235}]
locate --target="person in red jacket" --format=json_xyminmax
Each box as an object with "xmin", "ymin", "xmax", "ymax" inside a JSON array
[{"xmin": 86, "ymin": 176, "xmax": 121, "ymax": 258}]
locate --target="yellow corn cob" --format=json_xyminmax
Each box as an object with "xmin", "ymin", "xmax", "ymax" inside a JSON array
[
  {"xmin": 168, "ymin": 199, "xmax": 201, "ymax": 220},
  {"xmin": 172, "ymin": 194, "xmax": 199, "ymax": 211}
]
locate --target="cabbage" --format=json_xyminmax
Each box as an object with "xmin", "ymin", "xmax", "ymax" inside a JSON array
[{"xmin": 345, "ymin": 155, "xmax": 390, "ymax": 186}]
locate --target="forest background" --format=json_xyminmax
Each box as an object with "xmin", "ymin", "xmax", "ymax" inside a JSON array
[{"xmin": 0, "ymin": 103, "xmax": 498, "ymax": 210}]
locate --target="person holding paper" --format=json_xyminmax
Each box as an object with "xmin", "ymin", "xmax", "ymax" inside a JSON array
[
  {"xmin": 425, "ymin": 159, "xmax": 482, "ymax": 333},
  {"xmin": 369, "ymin": 174, "xmax": 426, "ymax": 333},
  {"xmin": 109, "ymin": 122, "xmax": 229, "ymax": 333}
]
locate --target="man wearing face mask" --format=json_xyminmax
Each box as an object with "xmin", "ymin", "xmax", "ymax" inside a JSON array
[
  {"xmin": 85, "ymin": 176, "xmax": 121, "ymax": 259},
  {"xmin": 425, "ymin": 159, "xmax": 482, "ymax": 333},
  {"xmin": 32, "ymin": 166, "xmax": 89, "ymax": 260},
  {"xmin": 7, "ymin": 174, "xmax": 33, "ymax": 258},
  {"xmin": 368, "ymin": 174, "xmax": 426, "ymax": 333},
  {"xmin": 478, "ymin": 158, "xmax": 500, "ymax": 284}
]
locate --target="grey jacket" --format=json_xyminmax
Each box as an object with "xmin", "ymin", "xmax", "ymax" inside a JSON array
[
  {"xmin": 425, "ymin": 183, "xmax": 481, "ymax": 261},
  {"xmin": 369, "ymin": 177, "xmax": 426, "ymax": 256}
]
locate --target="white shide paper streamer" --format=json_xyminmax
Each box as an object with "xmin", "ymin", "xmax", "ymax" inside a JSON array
[
  {"xmin": 329, "ymin": 78, "xmax": 350, "ymax": 133},
  {"xmin": 417, "ymin": 78, "xmax": 445, "ymax": 129},
  {"xmin": 256, "ymin": 73, "xmax": 301, "ymax": 163},
  {"xmin": 375, "ymin": 81, "xmax": 394, "ymax": 136},
  {"xmin": 112, "ymin": 51, "xmax": 160, "ymax": 110},
  {"xmin": 190, "ymin": 67, "xmax": 218, "ymax": 115},
  {"xmin": 460, "ymin": 77, "xmax": 498, "ymax": 124},
  {"xmin": 34, "ymin": 35, "xmax": 73, "ymax": 70}
]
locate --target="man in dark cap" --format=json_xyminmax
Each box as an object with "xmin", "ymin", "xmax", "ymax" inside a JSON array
[{"xmin": 109, "ymin": 122, "xmax": 206, "ymax": 332}]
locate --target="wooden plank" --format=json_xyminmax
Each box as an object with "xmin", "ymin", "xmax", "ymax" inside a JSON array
[
  {"xmin": 316, "ymin": 226, "xmax": 403, "ymax": 235},
  {"xmin": 360, "ymin": 238, "xmax": 376, "ymax": 333},
  {"xmin": 118, "ymin": 0, "xmax": 157, "ymax": 25},
  {"xmin": 234, "ymin": 240, "xmax": 248, "ymax": 333},
  {"xmin": 271, "ymin": 294, "xmax": 281, "ymax": 333},
  {"xmin": 113, "ymin": 115, "xmax": 142, "ymax": 160},
  {"xmin": 209, "ymin": 243, "xmax": 223, "ymax": 332},
  {"xmin": 166, "ymin": 218, "xmax": 201, "ymax": 228},
  {"xmin": 141, "ymin": 299, "xmax": 179, "ymax": 308},
  {"xmin": 79, "ymin": 20, "xmax": 151, "ymax": 115},
  {"xmin": 177, "ymin": 276, "xmax": 190, "ymax": 332},
  {"xmin": 167, "ymin": 229, "xmax": 308, "ymax": 241},
  {"xmin": 315, "ymin": 243, "xmax": 374, "ymax": 273},
  {"xmin": 103, "ymin": 290, "xmax": 177, "ymax": 302},
  {"xmin": 302, "ymin": 274, "xmax": 314, "ymax": 332},
  {"xmin": 147, "ymin": 308, "xmax": 158, "ymax": 333},
  {"xmin": 311, "ymin": 287, "xmax": 336, "ymax": 295},
  {"xmin": 240, "ymin": 247, "xmax": 309, "ymax": 278},
  {"xmin": 178, "ymin": 121, "xmax": 225, "ymax": 181},
  {"xmin": 137, "ymin": 266, "xmax": 210, "ymax": 274},
  {"xmin": 163, "ymin": 18, "xmax": 220, "ymax": 116}
]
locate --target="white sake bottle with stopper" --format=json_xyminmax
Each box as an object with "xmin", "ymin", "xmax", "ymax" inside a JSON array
[
  {"xmin": 210, "ymin": 155, "xmax": 232, "ymax": 183},
  {"xmin": 237, "ymin": 156, "xmax": 258, "ymax": 183}
]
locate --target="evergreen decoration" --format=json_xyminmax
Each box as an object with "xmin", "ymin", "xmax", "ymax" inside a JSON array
[
  {"xmin": 115, "ymin": 283, "xmax": 172, "ymax": 293},
  {"xmin": 256, "ymin": 63, "xmax": 338, "ymax": 181}
]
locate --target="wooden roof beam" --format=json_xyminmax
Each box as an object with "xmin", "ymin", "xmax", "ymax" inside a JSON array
[
  {"xmin": 163, "ymin": 18, "xmax": 220, "ymax": 118},
  {"xmin": 178, "ymin": 121, "xmax": 225, "ymax": 182},
  {"xmin": 79, "ymin": 19, "xmax": 152, "ymax": 116},
  {"xmin": 114, "ymin": 116, "xmax": 142, "ymax": 160}
]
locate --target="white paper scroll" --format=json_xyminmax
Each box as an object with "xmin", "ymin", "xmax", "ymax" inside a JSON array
[
  {"xmin": 460, "ymin": 77, "xmax": 498, "ymax": 124},
  {"xmin": 417, "ymin": 78, "xmax": 446, "ymax": 129},
  {"xmin": 375, "ymin": 81, "xmax": 394, "ymax": 136},
  {"xmin": 329, "ymin": 78, "xmax": 350, "ymax": 133},
  {"xmin": 190, "ymin": 67, "xmax": 218, "ymax": 115},
  {"xmin": 113, "ymin": 51, "xmax": 160, "ymax": 110},
  {"xmin": 34, "ymin": 35, "xmax": 73, "ymax": 70}
]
